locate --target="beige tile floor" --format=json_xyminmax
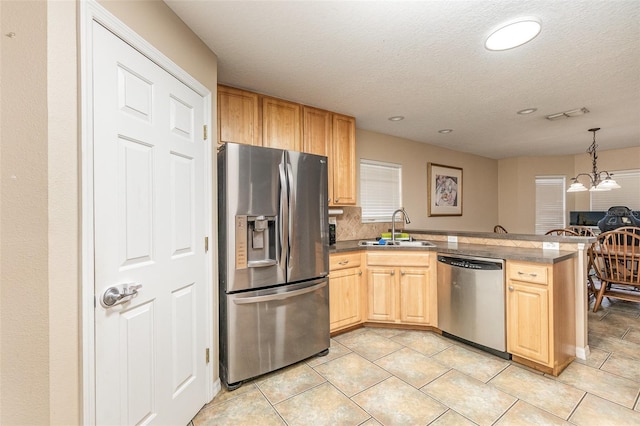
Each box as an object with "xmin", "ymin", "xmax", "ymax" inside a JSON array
[{"xmin": 191, "ymin": 297, "xmax": 640, "ymax": 425}]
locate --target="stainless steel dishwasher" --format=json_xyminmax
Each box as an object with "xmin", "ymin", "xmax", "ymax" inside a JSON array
[{"xmin": 437, "ymin": 254, "xmax": 509, "ymax": 358}]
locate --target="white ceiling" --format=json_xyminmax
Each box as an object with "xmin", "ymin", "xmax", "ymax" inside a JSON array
[{"xmin": 165, "ymin": 0, "xmax": 640, "ymax": 159}]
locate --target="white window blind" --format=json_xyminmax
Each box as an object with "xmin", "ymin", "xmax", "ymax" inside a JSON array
[
  {"xmin": 590, "ymin": 169, "xmax": 640, "ymax": 211},
  {"xmin": 360, "ymin": 159, "xmax": 402, "ymax": 222},
  {"xmin": 535, "ymin": 176, "xmax": 566, "ymax": 234}
]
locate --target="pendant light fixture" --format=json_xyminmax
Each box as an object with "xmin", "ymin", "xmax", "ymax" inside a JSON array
[{"xmin": 567, "ymin": 128, "xmax": 621, "ymax": 192}]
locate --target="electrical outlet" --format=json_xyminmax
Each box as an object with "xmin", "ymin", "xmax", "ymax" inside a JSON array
[
  {"xmin": 543, "ymin": 241, "xmax": 560, "ymax": 250},
  {"xmin": 448, "ymin": 235, "xmax": 458, "ymax": 244}
]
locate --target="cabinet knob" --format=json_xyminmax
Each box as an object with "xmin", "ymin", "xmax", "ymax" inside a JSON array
[
  {"xmin": 390, "ymin": 270, "xmax": 395, "ymax": 276},
  {"xmin": 508, "ymin": 286, "xmax": 514, "ymax": 292},
  {"xmin": 358, "ymin": 270, "xmax": 362, "ymax": 276},
  {"xmin": 335, "ymin": 198, "xmax": 340, "ymax": 202},
  {"xmin": 400, "ymin": 270, "xmax": 405, "ymax": 276},
  {"xmin": 338, "ymin": 260, "xmax": 349, "ymax": 265}
]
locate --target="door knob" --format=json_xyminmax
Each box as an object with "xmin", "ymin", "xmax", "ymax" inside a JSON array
[{"xmin": 102, "ymin": 283, "xmax": 142, "ymax": 307}]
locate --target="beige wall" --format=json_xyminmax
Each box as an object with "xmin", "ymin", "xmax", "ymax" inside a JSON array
[
  {"xmin": 356, "ymin": 129, "xmax": 499, "ymax": 232},
  {"xmin": 0, "ymin": 0, "xmax": 218, "ymax": 424},
  {"xmin": 497, "ymin": 155, "xmax": 575, "ymax": 234},
  {"xmin": 1, "ymin": 1, "xmax": 52, "ymax": 424},
  {"xmin": 357, "ymin": 131, "xmax": 638, "ymax": 236},
  {"xmin": 497, "ymin": 146, "xmax": 640, "ymax": 234}
]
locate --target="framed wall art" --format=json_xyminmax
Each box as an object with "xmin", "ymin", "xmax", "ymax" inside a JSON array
[{"xmin": 427, "ymin": 163, "xmax": 462, "ymax": 216}]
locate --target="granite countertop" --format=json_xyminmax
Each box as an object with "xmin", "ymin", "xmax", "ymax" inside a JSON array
[
  {"xmin": 408, "ymin": 229, "xmax": 596, "ymax": 243},
  {"xmin": 330, "ymin": 240, "xmax": 576, "ymax": 264}
]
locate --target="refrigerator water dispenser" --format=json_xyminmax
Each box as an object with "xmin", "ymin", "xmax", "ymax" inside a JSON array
[{"xmin": 235, "ymin": 215, "xmax": 277, "ymax": 269}]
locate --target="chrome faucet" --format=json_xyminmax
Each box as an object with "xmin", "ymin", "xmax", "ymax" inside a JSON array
[{"xmin": 391, "ymin": 207, "xmax": 411, "ymax": 244}]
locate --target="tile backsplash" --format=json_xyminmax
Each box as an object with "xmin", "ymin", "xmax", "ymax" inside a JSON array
[{"xmin": 333, "ymin": 206, "xmax": 399, "ymax": 241}]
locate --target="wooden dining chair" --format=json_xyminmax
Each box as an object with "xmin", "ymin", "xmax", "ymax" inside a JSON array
[
  {"xmin": 545, "ymin": 228, "xmax": 580, "ymax": 236},
  {"xmin": 590, "ymin": 228, "xmax": 640, "ymax": 312},
  {"xmin": 493, "ymin": 225, "xmax": 508, "ymax": 233},
  {"xmin": 568, "ymin": 226, "xmax": 597, "ymax": 237}
]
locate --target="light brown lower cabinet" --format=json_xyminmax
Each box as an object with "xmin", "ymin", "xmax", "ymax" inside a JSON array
[
  {"xmin": 329, "ymin": 253, "xmax": 364, "ymax": 333},
  {"xmin": 506, "ymin": 259, "xmax": 575, "ymax": 375},
  {"xmin": 366, "ymin": 252, "xmax": 437, "ymax": 326}
]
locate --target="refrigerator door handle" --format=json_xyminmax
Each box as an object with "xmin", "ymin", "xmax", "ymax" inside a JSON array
[
  {"xmin": 247, "ymin": 259, "xmax": 278, "ymax": 268},
  {"xmin": 232, "ymin": 282, "xmax": 326, "ymax": 305},
  {"xmin": 278, "ymin": 161, "xmax": 288, "ymax": 266},
  {"xmin": 286, "ymin": 161, "xmax": 295, "ymax": 266}
]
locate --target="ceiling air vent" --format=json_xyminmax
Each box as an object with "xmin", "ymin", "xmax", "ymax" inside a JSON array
[{"xmin": 545, "ymin": 107, "xmax": 590, "ymax": 121}]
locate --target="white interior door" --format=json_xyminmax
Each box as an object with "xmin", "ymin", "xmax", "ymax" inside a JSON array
[{"xmin": 92, "ymin": 21, "xmax": 208, "ymax": 425}]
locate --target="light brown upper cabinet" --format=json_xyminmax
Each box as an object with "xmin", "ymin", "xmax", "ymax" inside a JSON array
[
  {"xmin": 303, "ymin": 107, "xmax": 333, "ymax": 203},
  {"xmin": 217, "ymin": 85, "xmax": 260, "ymax": 146},
  {"xmin": 262, "ymin": 97, "xmax": 302, "ymax": 151},
  {"xmin": 331, "ymin": 114, "xmax": 356, "ymax": 205},
  {"xmin": 302, "ymin": 107, "xmax": 356, "ymax": 206},
  {"xmin": 303, "ymin": 106, "xmax": 332, "ymax": 156}
]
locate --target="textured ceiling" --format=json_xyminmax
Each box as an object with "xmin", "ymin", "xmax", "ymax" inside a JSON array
[{"xmin": 165, "ymin": 0, "xmax": 640, "ymax": 159}]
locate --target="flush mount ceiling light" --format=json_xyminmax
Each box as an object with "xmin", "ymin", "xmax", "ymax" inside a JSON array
[
  {"xmin": 438, "ymin": 129, "xmax": 453, "ymax": 134},
  {"xmin": 517, "ymin": 108, "xmax": 537, "ymax": 115},
  {"xmin": 388, "ymin": 116, "xmax": 404, "ymax": 121},
  {"xmin": 567, "ymin": 128, "xmax": 621, "ymax": 193},
  {"xmin": 485, "ymin": 19, "xmax": 541, "ymax": 51},
  {"xmin": 546, "ymin": 107, "xmax": 590, "ymax": 121}
]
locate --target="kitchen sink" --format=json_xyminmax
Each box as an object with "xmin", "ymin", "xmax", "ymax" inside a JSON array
[{"xmin": 358, "ymin": 240, "xmax": 436, "ymax": 248}]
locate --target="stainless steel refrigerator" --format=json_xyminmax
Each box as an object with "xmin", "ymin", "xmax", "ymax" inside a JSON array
[{"xmin": 218, "ymin": 142, "xmax": 330, "ymax": 389}]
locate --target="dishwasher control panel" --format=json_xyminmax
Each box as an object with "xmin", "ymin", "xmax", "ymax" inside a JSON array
[{"xmin": 437, "ymin": 255, "xmax": 503, "ymax": 271}]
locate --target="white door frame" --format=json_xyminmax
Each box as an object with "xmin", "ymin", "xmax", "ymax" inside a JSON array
[{"xmin": 80, "ymin": 1, "xmax": 215, "ymax": 423}]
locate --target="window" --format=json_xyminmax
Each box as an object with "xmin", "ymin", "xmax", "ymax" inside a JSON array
[
  {"xmin": 360, "ymin": 159, "xmax": 402, "ymax": 222},
  {"xmin": 590, "ymin": 169, "xmax": 640, "ymax": 211},
  {"xmin": 535, "ymin": 176, "xmax": 566, "ymax": 234}
]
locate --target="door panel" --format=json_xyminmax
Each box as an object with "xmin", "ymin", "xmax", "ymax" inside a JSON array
[
  {"xmin": 93, "ymin": 21, "xmax": 207, "ymax": 425},
  {"xmin": 120, "ymin": 302, "xmax": 155, "ymax": 424},
  {"xmin": 507, "ymin": 282, "xmax": 549, "ymax": 364},
  {"xmin": 400, "ymin": 269, "xmax": 429, "ymax": 324},
  {"xmin": 222, "ymin": 279, "xmax": 330, "ymax": 384},
  {"xmin": 120, "ymin": 137, "xmax": 154, "ymax": 267},
  {"xmin": 287, "ymin": 150, "xmax": 329, "ymax": 283},
  {"xmin": 219, "ymin": 143, "xmax": 286, "ymax": 292},
  {"xmin": 367, "ymin": 268, "xmax": 395, "ymax": 321}
]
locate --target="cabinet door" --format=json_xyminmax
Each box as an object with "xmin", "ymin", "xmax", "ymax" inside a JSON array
[
  {"xmin": 303, "ymin": 106, "xmax": 331, "ymax": 156},
  {"xmin": 329, "ymin": 268, "xmax": 362, "ymax": 332},
  {"xmin": 367, "ymin": 268, "xmax": 395, "ymax": 321},
  {"xmin": 217, "ymin": 85, "xmax": 260, "ymax": 146},
  {"xmin": 399, "ymin": 268, "xmax": 431, "ymax": 324},
  {"xmin": 507, "ymin": 281, "xmax": 550, "ymax": 365},
  {"xmin": 303, "ymin": 107, "xmax": 333, "ymax": 204},
  {"xmin": 262, "ymin": 97, "xmax": 302, "ymax": 151},
  {"xmin": 331, "ymin": 114, "xmax": 356, "ymax": 205}
]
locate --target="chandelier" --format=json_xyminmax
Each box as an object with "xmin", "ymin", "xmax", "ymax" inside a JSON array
[{"xmin": 567, "ymin": 128, "xmax": 621, "ymax": 192}]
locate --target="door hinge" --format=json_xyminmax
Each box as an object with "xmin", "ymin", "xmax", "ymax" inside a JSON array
[
  {"xmin": 204, "ymin": 236, "xmax": 209, "ymax": 252},
  {"xmin": 205, "ymin": 348, "xmax": 210, "ymax": 364},
  {"xmin": 203, "ymin": 124, "xmax": 208, "ymax": 140}
]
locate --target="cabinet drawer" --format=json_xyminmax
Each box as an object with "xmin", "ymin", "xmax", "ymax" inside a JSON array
[
  {"xmin": 367, "ymin": 252, "xmax": 431, "ymax": 267},
  {"xmin": 508, "ymin": 262, "xmax": 549, "ymax": 285},
  {"xmin": 330, "ymin": 252, "xmax": 362, "ymax": 271}
]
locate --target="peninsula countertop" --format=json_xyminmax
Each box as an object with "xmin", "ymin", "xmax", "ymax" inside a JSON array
[{"xmin": 330, "ymin": 240, "xmax": 576, "ymax": 264}]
